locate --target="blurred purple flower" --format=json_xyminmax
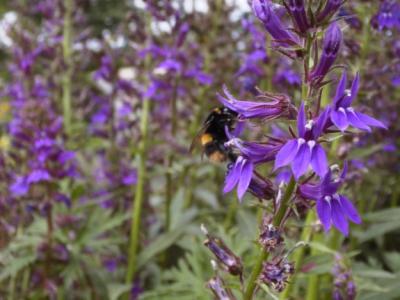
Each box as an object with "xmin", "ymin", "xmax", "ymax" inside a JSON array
[
  {"xmin": 372, "ymin": 0, "xmax": 400, "ymax": 31},
  {"xmin": 275, "ymin": 103, "xmax": 330, "ymax": 179},
  {"xmin": 299, "ymin": 163, "xmax": 361, "ymax": 235},
  {"xmin": 273, "ymin": 60, "xmax": 301, "ymax": 86},
  {"xmin": 94, "ymin": 55, "xmax": 113, "ymax": 81},
  {"xmin": 236, "ymin": 49, "xmax": 267, "ymax": 78},
  {"xmin": 330, "ymin": 72, "xmax": 387, "ymax": 132},
  {"xmin": 10, "ymin": 176, "xmax": 29, "ymax": 196}
]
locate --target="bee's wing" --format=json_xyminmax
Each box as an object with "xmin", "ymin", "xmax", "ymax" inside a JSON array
[
  {"xmin": 189, "ymin": 125, "xmax": 207, "ymax": 153},
  {"xmin": 189, "ymin": 113, "xmax": 215, "ymax": 153}
]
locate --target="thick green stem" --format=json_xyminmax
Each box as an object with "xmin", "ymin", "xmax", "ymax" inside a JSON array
[
  {"xmin": 243, "ymin": 177, "xmax": 296, "ymax": 300},
  {"xmin": 279, "ymin": 210, "xmax": 316, "ymax": 299},
  {"xmin": 126, "ymin": 94, "xmax": 151, "ymax": 284},
  {"xmin": 305, "ymin": 232, "xmax": 324, "ymax": 300},
  {"xmin": 62, "ymin": 0, "xmax": 73, "ymax": 135},
  {"xmin": 165, "ymin": 78, "xmax": 179, "ymax": 231}
]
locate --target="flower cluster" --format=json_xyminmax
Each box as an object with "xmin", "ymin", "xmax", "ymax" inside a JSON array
[{"xmin": 201, "ymin": 1, "xmax": 388, "ymax": 298}]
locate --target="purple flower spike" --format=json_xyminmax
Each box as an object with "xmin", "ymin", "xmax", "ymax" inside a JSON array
[
  {"xmin": 252, "ymin": 0, "xmax": 300, "ymax": 47},
  {"xmin": 316, "ymin": 0, "xmax": 343, "ymax": 23},
  {"xmin": 330, "ymin": 72, "xmax": 387, "ymax": 132},
  {"xmin": 217, "ymin": 85, "xmax": 292, "ymax": 120},
  {"xmin": 275, "ymin": 103, "xmax": 330, "ymax": 179},
  {"xmin": 223, "ymin": 156, "xmax": 254, "ymax": 201},
  {"xmin": 309, "ymin": 22, "xmax": 342, "ymax": 84},
  {"xmin": 285, "ymin": 0, "xmax": 310, "ymax": 33},
  {"xmin": 299, "ymin": 163, "xmax": 361, "ymax": 236}
]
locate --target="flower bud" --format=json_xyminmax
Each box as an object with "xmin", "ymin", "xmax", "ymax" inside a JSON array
[
  {"xmin": 285, "ymin": 0, "xmax": 310, "ymax": 33},
  {"xmin": 309, "ymin": 22, "xmax": 342, "ymax": 84},
  {"xmin": 206, "ymin": 276, "xmax": 237, "ymax": 300},
  {"xmin": 202, "ymin": 226, "xmax": 243, "ymax": 276},
  {"xmin": 316, "ymin": 0, "xmax": 343, "ymax": 23},
  {"xmin": 252, "ymin": 0, "xmax": 299, "ymax": 47}
]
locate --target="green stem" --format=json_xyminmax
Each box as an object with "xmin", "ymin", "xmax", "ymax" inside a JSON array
[
  {"xmin": 62, "ymin": 0, "xmax": 73, "ymax": 135},
  {"xmin": 165, "ymin": 78, "xmax": 179, "ymax": 231},
  {"xmin": 279, "ymin": 210, "xmax": 315, "ymax": 299},
  {"xmin": 126, "ymin": 92, "xmax": 151, "ymax": 284},
  {"xmin": 305, "ymin": 232, "xmax": 324, "ymax": 300},
  {"xmin": 243, "ymin": 177, "xmax": 296, "ymax": 300},
  {"xmin": 8, "ymin": 275, "xmax": 16, "ymax": 300},
  {"xmin": 165, "ymin": 155, "xmax": 173, "ymax": 230}
]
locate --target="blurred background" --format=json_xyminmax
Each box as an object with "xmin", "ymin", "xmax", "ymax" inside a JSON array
[{"xmin": 0, "ymin": 0, "xmax": 399, "ymax": 299}]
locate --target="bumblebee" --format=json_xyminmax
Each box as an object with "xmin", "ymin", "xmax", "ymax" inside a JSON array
[{"xmin": 190, "ymin": 106, "xmax": 237, "ymax": 163}]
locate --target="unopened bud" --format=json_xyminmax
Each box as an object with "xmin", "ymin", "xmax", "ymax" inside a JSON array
[
  {"xmin": 206, "ymin": 276, "xmax": 237, "ymax": 300},
  {"xmin": 204, "ymin": 235, "xmax": 243, "ymax": 276}
]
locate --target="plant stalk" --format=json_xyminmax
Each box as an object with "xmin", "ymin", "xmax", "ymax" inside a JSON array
[
  {"xmin": 279, "ymin": 210, "xmax": 315, "ymax": 299},
  {"xmin": 243, "ymin": 176, "xmax": 296, "ymax": 300},
  {"xmin": 62, "ymin": 0, "xmax": 73, "ymax": 136},
  {"xmin": 126, "ymin": 82, "xmax": 151, "ymax": 284}
]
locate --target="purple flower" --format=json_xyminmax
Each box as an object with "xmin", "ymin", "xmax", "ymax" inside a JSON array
[
  {"xmin": 309, "ymin": 22, "xmax": 342, "ymax": 84},
  {"xmin": 285, "ymin": 0, "xmax": 310, "ymax": 33},
  {"xmin": 236, "ymin": 49, "xmax": 267, "ymax": 78},
  {"xmin": 252, "ymin": 0, "xmax": 300, "ymax": 47},
  {"xmin": 373, "ymin": 0, "xmax": 400, "ymax": 31},
  {"xmin": 217, "ymin": 85, "xmax": 292, "ymax": 120},
  {"xmin": 316, "ymin": 0, "xmax": 343, "ymax": 23},
  {"xmin": 274, "ymin": 103, "xmax": 330, "ymax": 179},
  {"xmin": 175, "ymin": 23, "xmax": 189, "ymax": 48},
  {"xmin": 27, "ymin": 169, "xmax": 51, "ymax": 184},
  {"xmin": 330, "ymin": 72, "xmax": 387, "ymax": 132},
  {"xmin": 10, "ymin": 176, "xmax": 29, "ymax": 196},
  {"xmin": 273, "ymin": 59, "xmax": 301, "ymax": 86},
  {"xmin": 222, "ymin": 128, "xmax": 281, "ymax": 201},
  {"xmin": 299, "ymin": 164, "xmax": 361, "ymax": 236},
  {"xmin": 225, "ymin": 135, "xmax": 280, "ymax": 164},
  {"xmin": 223, "ymin": 156, "xmax": 254, "ymax": 201}
]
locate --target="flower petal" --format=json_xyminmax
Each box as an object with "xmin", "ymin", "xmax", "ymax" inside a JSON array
[
  {"xmin": 331, "ymin": 198, "xmax": 349, "ymax": 236},
  {"xmin": 311, "ymin": 144, "xmax": 328, "ymax": 177},
  {"xmin": 339, "ymin": 195, "xmax": 362, "ymax": 224},
  {"xmin": 313, "ymin": 106, "xmax": 331, "ymax": 139},
  {"xmin": 316, "ymin": 198, "xmax": 331, "ymax": 231},
  {"xmin": 330, "ymin": 109, "xmax": 348, "ymax": 131},
  {"xmin": 355, "ymin": 112, "xmax": 387, "ymax": 129},
  {"xmin": 237, "ymin": 160, "xmax": 254, "ymax": 201},
  {"xmin": 346, "ymin": 109, "xmax": 371, "ymax": 132},
  {"xmin": 274, "ymin": 139, "xmax": 299, "ymax": 169},
  {"xmin": 223, "ymin": 158, "xmax": 243, "ymax": 194},
  {"xmin": 333, "ymin": 71, "xmax": 347, "ymax": 107},
  {"xmin": 297, "ymin": 102, "xmax": 306, "ymax": 138},
  {"xmin": 341, "ymin": 72, "xmax": 359, "ymax": 107},
  {"xmin": 291, "ymin": 143, "xmax": 311, "ymax": 179}
]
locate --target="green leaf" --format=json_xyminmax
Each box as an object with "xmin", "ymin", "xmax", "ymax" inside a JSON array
[
  {"xmin": 0, "ymin": 254, "xmax": 36, "ymax": 282},
  {"xmin": 137, "ymin": 226, "xmax": 188, "ymax": 270},
  {"xmin": 354, "ymin": 220, "xmax": 400, "ymax": 242},
  {"xmin": 108, "ymin": 284, "xmax": 132, "ymax": 300}
]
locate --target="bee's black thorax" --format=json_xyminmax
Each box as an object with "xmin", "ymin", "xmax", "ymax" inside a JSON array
[{"xmin": 200, "ymin": 107, "xmax": 237, "ymax": 162}]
